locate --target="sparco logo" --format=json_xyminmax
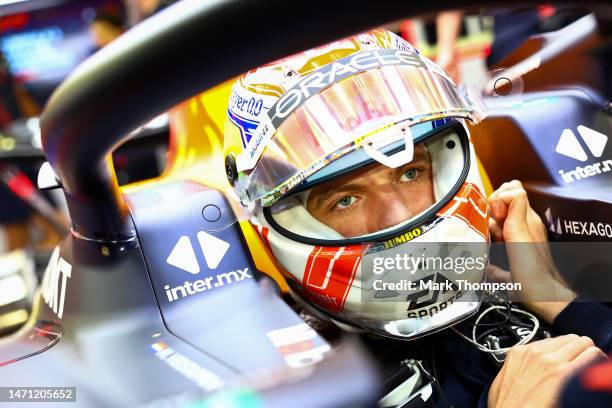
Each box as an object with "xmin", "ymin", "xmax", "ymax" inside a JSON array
[
  {"xmin": 555, "ymin": 125, "xmax": 611, "ymax": 184},
  {"xmin": 406, "ymin": 273, "xmax": 461, "ymax": 319},
  {"xmin": 270, "ymin": 49, "xmax": 425, "ymax": 122}
]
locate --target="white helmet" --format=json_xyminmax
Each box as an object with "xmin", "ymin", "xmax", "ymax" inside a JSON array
[{"xmin": 224, "ymin": 29, "xmax": 490, "ymax": 339}]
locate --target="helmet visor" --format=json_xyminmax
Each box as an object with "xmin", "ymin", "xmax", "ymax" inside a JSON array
[
  {"xmin": 236, "ymin": 61, "xmax": 483, "ymax": 208},
  {"xmin": 264, "ymin": 122, "xmax": 469, "ymax": 243}
]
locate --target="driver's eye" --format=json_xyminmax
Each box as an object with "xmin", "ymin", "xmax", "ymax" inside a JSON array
[
  {"xmin": 336, "ymin": 196, "xmax": 356, "ymax": 209},
  {"xmin": 401, "ymin": 168, "xmax": 418, "ymax": 181}
]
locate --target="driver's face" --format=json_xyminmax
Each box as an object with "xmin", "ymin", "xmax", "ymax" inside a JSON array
[{"xmin": 306, "ymin": 145, "xmax": 435, "ymax": 238}]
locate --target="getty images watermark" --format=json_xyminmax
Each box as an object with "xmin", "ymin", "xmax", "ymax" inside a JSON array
[
  {"xmin": 358, "ymin": 242, "xmax": 612, "ymax": 303},
  {"xmin": 359, "ymin": 242, "xmax": 495, "ymax": 304},
  {"xmin": 370, "ymin": 251, "xmax": 521, "ymax": 293}
]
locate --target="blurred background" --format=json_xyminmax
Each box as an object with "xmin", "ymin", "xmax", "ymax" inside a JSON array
[
  {"xmin": 0, "ymin": 0, "xmax": 604, "ymax": 334},
  {"xmin": 0, "ymin": 0, "xmax": 174, "ymax": 334}
]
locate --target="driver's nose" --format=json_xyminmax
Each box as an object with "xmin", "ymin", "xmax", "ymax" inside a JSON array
[{"xmin": 367, "ymin": 190, "xmax": 414, "ymax": 233}]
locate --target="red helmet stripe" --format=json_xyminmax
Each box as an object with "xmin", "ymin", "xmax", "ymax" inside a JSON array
[
  {"xmin": 303, "ymin": 245, "xmax": 361, "ymax": 312},
  {"xmin": 438, "ymin": 183, "xmax": 489, "ymax": 239}
]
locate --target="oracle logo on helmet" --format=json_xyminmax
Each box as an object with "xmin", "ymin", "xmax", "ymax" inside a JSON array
[{"xmin": 272, "ymin": 49, "xmax": 426, "ymax": 120}]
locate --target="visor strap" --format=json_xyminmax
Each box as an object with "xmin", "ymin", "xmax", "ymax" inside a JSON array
[{"xmin": 363, "ymin": 125, "xmax": 414, "ymax": 168}]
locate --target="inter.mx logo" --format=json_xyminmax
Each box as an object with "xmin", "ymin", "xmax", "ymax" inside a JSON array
[
  {"xmin": 163, "ymin": 231, "xmax": 252, "ymax": 303},
  {"xmin": 555, "ymin": 125, "xmax": 611, "ymax": 183}
]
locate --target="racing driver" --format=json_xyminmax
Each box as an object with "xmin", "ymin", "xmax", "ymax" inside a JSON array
[{"xmin": 222, "ymin": 29, "xmax": 611, "ymax": 407}]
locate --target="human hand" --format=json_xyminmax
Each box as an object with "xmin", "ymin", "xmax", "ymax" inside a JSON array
[
  {"xmin": 487, "ymin": 180, "xmax": 576, "ymax": 323},
  {"xmin": 488, "ymin": 180, "xmax": 547, "ymax": 243},
  {"xmin": 488, "ymin": 334, "xmax": 607, "ymax": 408}
]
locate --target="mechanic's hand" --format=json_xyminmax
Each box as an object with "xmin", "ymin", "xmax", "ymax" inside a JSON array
[
  {"xmin": 488, "ymin": 334, "xmax": 607, "ymax": 408},
  {"xmin": 488, "ymin": 180, "xmax": 576, "ymax": 323}
]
